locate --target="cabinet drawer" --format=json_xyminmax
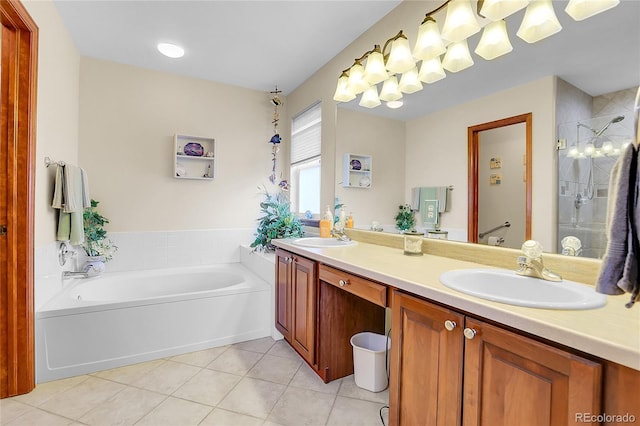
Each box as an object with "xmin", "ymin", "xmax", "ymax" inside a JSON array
[{"xmin": 319, "ymin": 264, "xmax": 387, "ymax": 307}]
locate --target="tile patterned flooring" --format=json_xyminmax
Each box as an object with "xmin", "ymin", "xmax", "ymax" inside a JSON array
[{"xmin": 1, "ymin": 338, "xmax": 389, "ymax": 426}]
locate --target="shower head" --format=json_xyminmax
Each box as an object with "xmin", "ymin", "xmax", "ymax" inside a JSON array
[{"xmin": 594, "ymin": 115, "xmax": 625, "ymax": 137}]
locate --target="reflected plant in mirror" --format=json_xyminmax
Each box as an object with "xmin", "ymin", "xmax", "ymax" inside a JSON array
[{"xmin": 395, "ymin": 204, "xmax": 416, "ymax": 233}]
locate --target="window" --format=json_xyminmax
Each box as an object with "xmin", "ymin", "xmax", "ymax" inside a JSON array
[{"xmin": 290, "ymin": 102, "xmax": 321, "ymax": 216}]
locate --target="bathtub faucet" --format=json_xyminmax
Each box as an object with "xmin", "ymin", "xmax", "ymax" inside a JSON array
[{"xmin": 62, "ymin": 271, "xmax": 89, "ymax": 279}]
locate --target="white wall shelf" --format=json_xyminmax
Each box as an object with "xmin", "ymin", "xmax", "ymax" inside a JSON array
[
  {"xmin": 343, "ymin": 153, "xmax": 372, "ymax": 188},
  {"xmin": 174, "ymin": 134, "xmax": 215, "ymax": 180}
]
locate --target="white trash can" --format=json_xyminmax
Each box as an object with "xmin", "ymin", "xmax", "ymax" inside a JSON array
[{"xmin": 350, "ymin": 332, "xmax": 390, "ymax": 392}]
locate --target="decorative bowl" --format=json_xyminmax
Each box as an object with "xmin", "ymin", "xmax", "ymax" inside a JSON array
[
  {"xmin": 350, "ymin": 159, "xmax": 361, "ymax": 170},
  {"xmin": 184, "ymin": 142, "xmax": 204, "ymax": 156}
]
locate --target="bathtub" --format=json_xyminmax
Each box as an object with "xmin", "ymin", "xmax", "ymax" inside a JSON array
[{"xmin": 36, "ymin": 264, "xmax": 271, "ymax": 383}]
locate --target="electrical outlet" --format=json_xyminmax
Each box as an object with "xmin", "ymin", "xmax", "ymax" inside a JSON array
[{"xmin": 556, "ymin": 138, "xmax": 567, "ymax": 150}]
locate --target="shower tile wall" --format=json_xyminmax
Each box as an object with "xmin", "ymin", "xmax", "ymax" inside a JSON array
[{"xmin": 556, "ymin": 81, "xmax": 637, "ymax": 258}]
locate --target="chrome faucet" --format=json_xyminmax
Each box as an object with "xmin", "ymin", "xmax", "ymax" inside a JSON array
[
  {"xmin": 331, "ymin": 228, "xmax": 351, "ymax": 242},
  {"xmin": 516, "ymin": 240, "xmax": 562, "ymax": 282}
]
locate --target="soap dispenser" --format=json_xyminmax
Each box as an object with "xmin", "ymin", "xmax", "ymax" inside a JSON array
[
  {"xmin": 319, "ymin": 205, "xmax": 333, "ymax": 238},
  {"xmin": 346, "ymin": 212, "xmax": 354, "ymax": 228}
]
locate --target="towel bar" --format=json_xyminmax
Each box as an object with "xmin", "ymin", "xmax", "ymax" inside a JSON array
[{"xmin": 44, "ymin": 156, "xmax": 65, "ymax": 167}]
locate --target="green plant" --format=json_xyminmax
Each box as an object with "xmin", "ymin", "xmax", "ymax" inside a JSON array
[
  {"xmin": 395, "ymin": 204, "xmax": 416, "ymax": 232},
  {"xmin": 251, "ymin": 188, "xmax": 304, "ymax": 251},
  {"xmin": 83, "ymin": 199, "xmax": 117, "ymax": 261}
]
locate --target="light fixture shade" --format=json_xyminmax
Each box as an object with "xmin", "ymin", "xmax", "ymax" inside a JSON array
[
  {"xmin": 364, "ymin": 50, "xmax": 388, "ymax": 85},
  {"xmin": 333, "ymin": 75, "xmax": 356, "ymax": 102},
  {"xmin": 479, "ymin": 0, "xmax": 529, "ymax": 20},
  {"xmin": 413, "ymin": 17, "xmax": 447, "ymax": 61},
  {"xmin": 442, "ymin": 40, "xmax": 474, "ymax": 73},
  {"xmin": 359, "ymin": 86, "xmax": 382, "ymax": 108},
  {"xmin": 584, "ymin": 142, "xmax": 595, "ymax": 156},
  {"xmin": 441, "ymin": 0, "xmax": 481, "ymax": 42},
  {"xmin": 517, "ymin": 0, "xmax": 562, "ymax": 43},
  {"xmin": 157, "ymin": 42, "xmax": 185, "ymax": 58},
  {"xmin": 567, "ymin": 146, "xmax": 579, "ymax": 158},
  {"xmin": 379, "ymin": 76, "xmax": 403, "ymax": 102},
  {"xmin": 399, "ymin": 66, "xmax": 423, "ymax": 94},
  {"xmin": 347, "ymin": 63, "xmax": 370, "ymax": 94},
  {"xmin": 475, "ymin": 20, "xmax": 513, "ymax": 60},
  {"xmin": 602, "ymin": 141, "xmax": 613, "ymax": 153},
  {"xmin": 565, "ymin": 0, "xmax": 619, "ymax": 21},
  {"xmin": 386, "ymin": 36, "xmax": 415, "ymax": 74},
  {"xmin": 418, "ymin": 57, "xmax": 446, "ymax": 83}
]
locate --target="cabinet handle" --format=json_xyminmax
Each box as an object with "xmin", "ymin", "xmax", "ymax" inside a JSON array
[
  {"xmin": 463, "ymin": 328, "xmax": 477, "ymax": 340},
  {"xmin": 339, "ymin": 279, "xmax": 349, "ymax": 287},
  {"xmin": 444, "ymin": 320, "xmax": 457, "ymax": 331}
]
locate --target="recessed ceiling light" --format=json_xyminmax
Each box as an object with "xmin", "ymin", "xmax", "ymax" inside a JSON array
[
  {"xmin": 386, "ymin": 100, "xmax": 403, "ymax": 109},
  {"xmin": 157, "ymin": 42, "xmax": 184, "ymax": 58}
]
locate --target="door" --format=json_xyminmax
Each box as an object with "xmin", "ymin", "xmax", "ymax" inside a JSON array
[
  {"xmin": 274, "ymin": 249, "xmax": 292, "ymax": 341},
  {"xmin": 0, "ymin": 0, "xmax": 38, "ymax": 398},
  {"xmin": 290, "ymin": 255, "xmax": 316, "ymax": 365},
  {"xmin": 462, "ymin": 317, "xmax": 602, "ymax": 426},
  {"xmin": 389, "ymin": 291, "xmax": 464, "ymax": 426}
]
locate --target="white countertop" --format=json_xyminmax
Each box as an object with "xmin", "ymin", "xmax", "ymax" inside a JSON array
[{"xmin": 273, "ymin": 238, "xmax": 640, "ymax": 371}]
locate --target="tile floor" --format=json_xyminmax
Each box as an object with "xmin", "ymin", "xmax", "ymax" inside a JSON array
[{"xmin": 1, "ymin": 337, "xmax": 389, "ymax": 426}]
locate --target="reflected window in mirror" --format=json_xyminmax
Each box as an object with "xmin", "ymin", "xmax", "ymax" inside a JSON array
[{"xmin": 291, "ymin": 102, "xmax": 322, "ymax": 216}]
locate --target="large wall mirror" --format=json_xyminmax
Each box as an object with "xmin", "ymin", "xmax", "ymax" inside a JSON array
[{"xmin": 332, "ymin": 1, "xmax": 639, "ymax": 257}]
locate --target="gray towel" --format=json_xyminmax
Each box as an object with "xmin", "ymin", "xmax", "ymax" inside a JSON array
[
  {"xmin": 596, "ymin": 143, "xmax": 635, "ymax": 296},
  {"xmin": 617, "ymin": 144, "xmax": 640, "ymax": 308}
]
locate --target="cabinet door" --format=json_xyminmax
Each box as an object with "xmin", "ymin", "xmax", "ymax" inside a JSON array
[
  {"xmin": 274, "ymin": 249, "xmax": 292, "ymax": 341},
  {"xmin": 389, "ymin": 291, "xmax": 464, "ymax": 426},
  {"xmin": 290, "ymin": 255, "xmax": 317, "ymax": 365},
  {"xmin": 462, "ymin": 318, "xmax": 602, "ymax": 426}
]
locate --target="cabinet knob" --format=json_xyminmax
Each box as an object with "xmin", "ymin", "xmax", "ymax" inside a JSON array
[
  {"xmin": 444, "ymin": 320, "xmax": 457, "ymax": 331},
  {"xmin": 463, "ymin": 328, "xmax": 477, "ymax": 340},
  {"xmin": 339, "ymin": 279, "xmax": 349, "ymax": 287}
]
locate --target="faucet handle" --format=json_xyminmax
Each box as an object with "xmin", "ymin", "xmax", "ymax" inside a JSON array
[
  {"xmin": 516, "ymin": 256, "xmax": 528, "ymax": 267},
  {"xmin": 521, "ymin": 240, "xmax": 543, "ymax": 259}
]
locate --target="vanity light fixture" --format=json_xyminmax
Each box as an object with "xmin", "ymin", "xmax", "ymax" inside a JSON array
[
  {"xmin": 379, "ymin": 75, "xmax": 403, "ymax": 102},
  {"xmin": 359, "ymin": 85, "xmax": 382, "ymax": 108},
  {"xmin": 441, "ymin": 0, "xmax": 481, "ymax": 42},
  {"xmin": 398, "ymin": 66, "xmax": 423, "ymax": 94},
  {"xmin": 601, "ymin": 141, "xmax": 613, "ymax": 153},
  {"xmin": 474, "ymin": 20, "xmax": 513, "ymax": 60},
  {"xmin": 565, "ymin": 0, "xmax": 620, "ymax": 21},
  {"xmin": 478, "ymin": 0, "xmax": 529, "ymax": 20},
  {"xmin": 332, "ymin": 0, "xmax": 620, "ymax": 108},
  {"xmin": 442, "ymin": 40, "xmax": 474, "ymax": 72},
  {"xmin": 157, "ymin": 42, "xmax": 184, "ymax": 58},
  {"xmin": 584, "ymin": 142, "xmax": 595, "ymax": 156},
  {"xmin": 517, "ymin": 0, "xmax": 562, "ymax": 43}
]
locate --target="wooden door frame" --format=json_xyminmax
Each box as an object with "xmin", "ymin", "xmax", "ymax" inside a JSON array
[
  {"xmin": 1, "ymin": 0, "xmax": 38, "ymax": 398},
  {"xmin": 468, "ymin": 113, "xmax": 532, "ymax": 244}
]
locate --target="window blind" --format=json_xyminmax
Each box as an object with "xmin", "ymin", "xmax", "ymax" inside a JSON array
[{"xmin": 291, "ymin": 102, "xmax": 321, "ymax": 165}]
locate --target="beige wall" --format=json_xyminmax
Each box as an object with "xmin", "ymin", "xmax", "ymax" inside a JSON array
[
  {"xmin": 24, "ymin": 0, "xmax": 81, "ymax": 247},
  {"xmin": 288, "ymin": 1, "xmax": 557, "ymax": 250},
  {"xmin": 79, "ymin": 58, "xmax": 279, "ymax": 232},
  {"xmin": 405, "ymin": 77, "xmax": 557, "ymax": 250},
  {"xmin": 335, "ymin": 108, "xmax": 405, "ymax": 228}
]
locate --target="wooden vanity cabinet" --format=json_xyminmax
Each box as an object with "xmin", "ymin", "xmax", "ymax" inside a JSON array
[
  {"xmin": 390, "ymin": 290, "xmax": 603, "ymax": 426},
  {"xmin": 275, "ymin": 250, "xmax": 386, "ymax": 382},
  {"xmin": 275, "ymin": 248, "xmax": 316, "ymax": 366}
]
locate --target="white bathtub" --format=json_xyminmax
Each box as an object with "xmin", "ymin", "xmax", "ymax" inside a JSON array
[{"xmin": 36, "ymin": 264, "xmax": 271, "ymax": 383}]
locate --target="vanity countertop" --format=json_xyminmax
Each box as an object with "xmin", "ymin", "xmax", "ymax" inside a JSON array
[{"xmin": 273, "ymin": 238, "xmax": 640, "ymax": 371}]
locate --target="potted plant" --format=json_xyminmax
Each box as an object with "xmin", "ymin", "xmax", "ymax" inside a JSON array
[
  {"xmin": 251, "ymin": 188, "xmax": 304, "ymax": 251},
  {"xmin": 395, "ymin": 204, "xmax": 416, "ymax": 233},
  {"xmin": 82, "ymin": 199, "xmax": 117, "ymax": 275}
]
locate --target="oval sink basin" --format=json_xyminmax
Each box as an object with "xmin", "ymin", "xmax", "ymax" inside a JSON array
[
  {"xmin": 439, "ymin": 269, "xmax": 606, "ymax": 310},
  {"xmin": 292, "ymin": 237, "xmax": 357, "ymax": 248}
]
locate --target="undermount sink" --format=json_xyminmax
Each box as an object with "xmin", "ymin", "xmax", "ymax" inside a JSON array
[
  {"xmin": 439, "ymin": 269, "xmax": 606, "ymax": 310},
  {"xmin": 292, "ymin": 237, "xmax": 357, "ymax": 248}
]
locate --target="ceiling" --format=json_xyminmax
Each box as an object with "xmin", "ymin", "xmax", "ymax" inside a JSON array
[
  {"xmin": 53, "ymin": 0, "xmax": 639, "ymax": 121},
  {"xmin": 52, "ymin": 0, "xmax": 401, "ymax": 94}
]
